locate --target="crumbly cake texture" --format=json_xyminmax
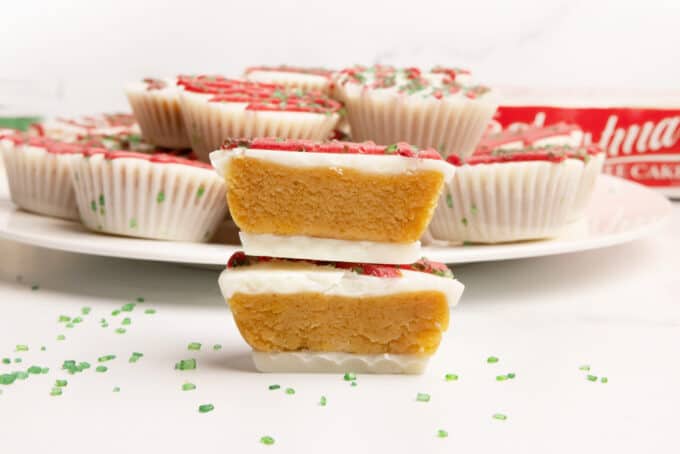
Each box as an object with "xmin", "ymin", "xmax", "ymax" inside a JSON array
[
  {"xmin": 0, "ymin": 135, "xmax": 87, "ymax": 220},
  {"xmin": 428, "ymin": 146, "xmax": 595, "ymax": 244},
  {"xmin": 177, "ymin": 75, "xmax": 342, "ymax": 162},
  {"xmin": 210, "ymin": 139, "xmax": 453, "ymax": 261},
  {"xmin": 244, "ymin": 66, "xmax": 335, "ymax": 94},
  {"xmin": 477, "ymin": 123, "xmax": 584, "ymax": 153},
  {"xmin": 126, "ymin": 77, "xmax": 191, "ymax": 149},
  {"xmin": 333, "ymin": 65, "xmax": 497, "ymax": 160},
  {"xmin": 219, "ymin": 253, "xmax": 464, "ymax": 373},
  {"xmin": 68, "ymin": 150, "xmax": 227, "ymax": 242}
]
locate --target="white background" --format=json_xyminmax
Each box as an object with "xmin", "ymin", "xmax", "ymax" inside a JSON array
[{"xmin": 2, "ymin": 0, "xmax": 680, "ymax": 115}]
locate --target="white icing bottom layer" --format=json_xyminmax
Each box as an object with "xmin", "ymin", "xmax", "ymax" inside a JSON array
[
  {"xmin": 251, "ymin": 351, "xmax": 430, "ymax": 374},
  {"xmin": 239, "ymin": 232, "xmax": 421, "ymax": 265}
]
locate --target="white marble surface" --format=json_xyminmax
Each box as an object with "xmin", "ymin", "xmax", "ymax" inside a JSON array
[
  {"xmin": 0, "ymin": 202, "xmax": 678, "ymax": 453},
  {"xmin": 1, "ymin": 0, "xmax": 679, "ymax": 115}
]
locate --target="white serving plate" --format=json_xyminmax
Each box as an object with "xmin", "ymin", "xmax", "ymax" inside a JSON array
[{"xmin": 0, "ymin": 172, "xmax": 671, "ymax": 266}]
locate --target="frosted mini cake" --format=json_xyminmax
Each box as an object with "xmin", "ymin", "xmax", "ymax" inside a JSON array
[
  {"xmin": 210, "ymin": 138, "xmax": 455, "ymax": 264},
  {"xmin": 218, "ymin": 252, "xmax": 464, "ymax": 374},
  {"xmin": 244, "ymin": 66, "xmax": 336, "ymax": 94}
]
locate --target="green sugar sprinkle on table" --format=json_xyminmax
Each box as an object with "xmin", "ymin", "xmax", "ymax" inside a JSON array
[
  {"xmin": 493, "ymin": 413, "xmax": 508, "ymax": 421},
  {"xmin": 81, "ymin": 307, "xmax": 91, "ymax": 315},
  {"xmin": 285, "ymin": 388, "xmax": 295, "ymax": 395},
  {"xmin": 122, "ymin": 318, "xmax": 131, "ymax": 326},
  {"xmin": 319, "ymin": 396, "xmax": 327, "ymax": 406},
  {"xmin": 55, "ymin": 379, "xmax": 67, "ymax": 387},
  {"xmin": 343, "ymin": 372, "xmax": 356, "ymax": 382},
  {"xmin": 268, "ymin": 384, "xmax": 280, "ymax": 390},
  {"xmin": 579, "ymin": 365, "xmax": 591, "ymax": 371},
  {"xmin": 187, "ymin": 342, "xmax": 202, "ymax": 351},
  {"xmin": 175, "ymin": 359, "xmax": 197, "ymax": 370},
  {"xmin": 136, "ymin": 297, "xmax": 145, "ymax": 303},
  {"xmin": 601, "ymin": 377, "xmax": 609, "ymax": 383},
  {"xmin": 16, "ymin": 372, "xmax": 28, "ymax": 380},
  {"xmin": 487, "ymin": 356, "xmax": 499, "ymax": 364},
  {"xmin": 56, "ymin": 335, "xmax": 65, "ymax": 341},
  {"xmin": 0, "ymin": 373, "xmax": 17, "ymax": 385},
  {"xmin": 113, "ymin": 386, "xmax": 121, "ymax": 392},
  {"xmin": 1, "ymin": 358, "xmax": 10, "ymax": 364},
  {"xmin": 416, "ymin": 393, "xmax": 431, "ymax": 402},
  {"xmin": 96, "ymin": 366, "xmax": 108, "ymax": 373},
  {"xmin": 31, "ymin": 284, "xmax": 39, "ymax": 291},
  {"xmin": 198, "ymin": 403, "xmax": 214, "ymax": 413},
  {"xmin": 73, "ymin": 316, "xmax": 83, "ymax": 324},
  {"xmin": 587, "ymin": 374, "xmax": 598, "ymax": 382},
  {"xmin": 212, "ymin": 344, "xmax": 222, "ymax": 351},
  {"xmin": 129, "ymin": 352, "xmax": 144, "ymax": 363},
  {"xmin": 111, "ymin": 310, "xmax": 121, "ymax": 316},
  {"xmin": 27, "ymin": 365, "xmax": 43, "ymax": 374},
  {"xmin": 15, "ymin": 345, "xmax": 28, "ymax": 352},
  {"xmin": 98, "ymin": 354, "xmax": 116, "ymax": 363},
  {"xmin": 58, "ymin": 315, "xmax": 71, "ymax": 322},
  {"xmin": 50, "ymin": 387, "xmax": 63, "ymax": 396},
  {"xmin": 115, "ymin": 328, "xmax": 126, "ymax": 334},
  {"xmin": 182, "ymin": 383, "xmax": 196, "ymax": 391},
  {"xmin": 121, "ymin": 303, "xmax": 136, "ymax": 312},
  {"xmin": 444, "ymin": 373, "xmax": 459, "ymax": 381},
  {"xmin": 144, "ymin": 309, "xmax": 156, "ymax": 314},
  {"xmin": 260, "ymin": 436, "xmax": 275, "ymax": 446},
  {"xmin": 437, "ymin": 429, "xmax": 448, "ymax": 438}
]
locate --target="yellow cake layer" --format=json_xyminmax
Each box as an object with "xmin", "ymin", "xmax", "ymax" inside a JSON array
[
  {"xmin": 226, "ymin": 156, "xmax": 445, "ymax": 243},
  {"xmin": 228, "ymin": 291, "xmax": 450, "ymax": 355}
]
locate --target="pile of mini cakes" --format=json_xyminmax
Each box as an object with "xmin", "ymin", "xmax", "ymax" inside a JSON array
[
  {"xmin": 0, "ymin": 64, "xmax": 607, "ymax": 373},
  {"xmin": 211, "ymin": 138, "xmax": 464, "ymax": 374}
]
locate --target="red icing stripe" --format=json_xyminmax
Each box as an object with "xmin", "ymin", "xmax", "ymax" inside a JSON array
[
  {"xmin": 226, "ymin": 251, "xmax": 453, "ymax": 279},
  {"xmin": 222, "ymin": 137, "xmax": 443, "ymax": 160},
  {"xmin": 477, "ymin": 123, "xmax": 582, "ymax": 152},
  {"xmin": 100, "ymin": 150, "xmax": 213, "ymax": 169},
  {"xmin": 448, "ymin": 144, "xmax": 603, "ymax": 166}
]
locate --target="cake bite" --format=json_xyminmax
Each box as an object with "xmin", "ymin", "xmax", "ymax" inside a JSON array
[
  {"xmin": 210, "ymin": 138, "xmax": 455, "ymax": 264},
  {"xmin": 243, "ymin": 65, "xmax": 336, "ymax": 94},
  {"xmin": 333, "ymin": 65, "xmax": 496, "ymax": 160},
  {"xmin": 68, "ymin": 149, "xmax": 227, "ymax": 242},
  {"xmin": 428, "ymin": 145, "xmax": 602, "ymax": 243},
  {"xmin": 177, "ymin": 75, "xmax": 342, "ymax": 162},
  {"xmin": 218, "ymin": 252, "xmax": 464, "ymax": 374},
  {"xmin": 126, "ymin": 77, "xmax": 191, "ymax": 149}
]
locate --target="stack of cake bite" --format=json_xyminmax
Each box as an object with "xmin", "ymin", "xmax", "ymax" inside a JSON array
[{"xmin": 211, "ymin": 138, "xmax": 465, "ymax": 374}]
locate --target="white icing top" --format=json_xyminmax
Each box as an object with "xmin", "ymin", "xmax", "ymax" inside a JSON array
[
  {"xmin": 244, "ymin": 70, "xmax": 330, "ymax": 90},
  {"xmin": 209, "ymin": 147, "xmax": 456, "ymax": 181},
  {"xmin": 218, "ymin": 262, "xmax": 464, "ymax": 306},
  {"xmin": 125, "ymin": 78, "xmax": 179, "ymax": 98}
]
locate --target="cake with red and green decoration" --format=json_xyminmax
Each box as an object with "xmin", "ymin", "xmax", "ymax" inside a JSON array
[
  {"xmin": 243, "ymin": 66, "xmax": 336, "ymax": 94},
  {"xmin": 0, "ymin": 133, "xmax": 89, "ymax": 220},
  {"xmin": 333, "ymin": 65, "xmax": 496, "ymax": 160},
  {"xmin": 68, "ymin": 149, "xmax": 227, "ymax": 241},
  {"xmin": 218, "ymin": 252, "xmax": 464, "ymax": 374},
  {"xmin": 29, "ymin": 113, "xmax": 139, "ymax": 143},
  {"xmin": 177, "ymin": 75, "xmax": 342, "ymax": 162},
  {"xmin": 126, "ymin": 77, "xmax": 191, "ymax": 149},
  {"xmin": 428, "ymin": 144, "xmax": 602, "ymax": 244},
  {"xmin": 210, "ymin": 138, "xmax": 455, "ymax": 264}
]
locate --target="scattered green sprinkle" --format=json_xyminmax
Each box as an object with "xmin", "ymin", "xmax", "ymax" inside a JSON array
[
  {"xmin": 493, "ymin": 413, "xmax": 508, "ymax": 421},
  {"xmin": 144, "ymin": 309, "xmax": 156, "ymax": 314},
  {"xmin": 115, "ymin": 328, "xmax": 126, "ymax": 334},
  {"xmin": 175, "ymin": 359, "xmax": 197, "ymax": 370},
  {"xmin": 55, "ymin": 380, "xmax": 67, "ymax": 387},
  {"xmin": 136, "ymin": 297, "xmax": 144, "ymax": 303},
  {"xmin": 212, "ymin": 344, "xmax": 222, "ymax": 351},
  {"xmin": 0, "ymin": 373, "xmax": 17, "ymax": 385},
  {"xmin": 507, "ymin": 372, "xmax": 516, "ymax": 379},
  {"xmin": 496, "ymin": 375, "xmax": 508, "ymax": 381},
  {"xmin": 446, "ymin": 193, "xmax": 453, "ymax": 208},
  {"xmin": 56, "ymin": 335, "xmax": 65, "ymax": 341},
  {"xmin": 90, "ymin": 200, "xmax": 97, "ymax": 212},
  {"xmin": 99, "ymin": 194, "xmax": 105, "ymax": 206},
  {"xmin": 487, "ymin": 356, "xmax": 499, "ymax": 364},
  {"xmin": 285, "ymin": 388, "xmax": 295, "ymax": 395},
  {"xmin": 1, "ymin": 358, "xmax": 9, "ymax": 364},
  {"xmin": 129, "ymin": 352, "xmax": 144, "ymax": 363},
  {"xmin": 187, "ymin": 342, "xmax": 202, "ymax": 351},
  {"xmin": 14, "ymin": 358, "xmax": 22, "ymax": 363},
  {"xmin": 461, "ymin": 217, "xmax": 468, "ymax": 226},
  {"xmin": 98, "ymin": 354, "xmax": 116, "ymax": 363},
  {"xmin": 343, "ymin": 372, "xmax": 356, "ymax": 382},
  {"xmin": 444, "ymin": 373, "xmax": 459, "ymax": 381},
  {"xmin": 72, "ymin": 316, "xmax": 83, "ymax": 324},
  {"xmin": 41, "ymin": 367, "xmax": 49, "ymax": 374},
  {"xmin": 27, "ymin": 365, "xmax": 42, "ymax": 374},
  {"xmin": 96, "ymin": 366, "xmax": 108, "ymax": 373},
  {"xmin": 121, "ymin": 318, "xmax": 131, "ymax": 326},
  {"xmin": 471, "ymin": 204, "xmax": 478, "ymax": 215},
  {"xmin": 437, "ymin": 429, "xmax": 448, "ymax": 438},
  {"xmin": 65, "ymin": 323, "xmax": 74, "ymax": 328},
  {"xmin": 81, "ymin": 307, "xmax": 91, "ymax": 315},
  {"xmin": 319, "ymin": 396, "xmax": 327, "ymax": 406},
  {"xmin": 601, "ymin": 377, "xmax": 608, "ymax": 383},
  {"xmin": 113, "ymin": 386, "xmax": 120, "ymax": 392},
  {"xmin": 129, "ymin": 218, "xmax": 138, "ymax": 229},
  {"xmin": 15, "ymin": 345, "xmax": 28, "ymax": 352},
  {"xmin": 268, "ymin": 384, "xmax": 280, "ymax": 390},
  {"xmin": 587, "ymin": 374, "xmax": 598, "ymax": 382},
  {"xmin": 40, "ymin": 346, "xmax": 46, "ymax": 351},
  {"xmin": 50, "ymin": 387, "xmax": 63, "ymax": 396},
  {"xmin": 579, "ymin": 365, "xmax": 591, "ymax": 371},
  {"xmin": 260, "ymin": 436, "xmax": 275, "ymax": 446},
  {"xmin": 111, "ymin": 310, "xmax": 121, "ymax": 316},
  {"xmin": 58, "ymin": 315, "xmax": 71, "ymax": 322},
  {"xmin": 198, "ymin": 403, "xmax": 214, "ymax": 413},
  {"xmin": 156, "ymin": 191, "xmax": 165, "ymax": 203},
  {"xmin": 16, "ymin": 372, "xmax": 28, "ymax": 380},
  {"xmin": 31, "ymin": 284, "xmax": 39, "ymax": 291},
  {"xmin": 121, "ymin": 303, "xmax": 135, "ymax": 312},
  {"xmin": 416, "ymin": 393, "xmax": 431, "ymax": 402},
  {"xmin": 182, "ymin": 383, "xmax": 196, "ymax": 391},
  {"xmin": 197, "ymin": 186, "xmax": 205, "ymax": 198},
  {"xmin": 350, "ymin": 381, "xmax": 357, "ymax": 387}
]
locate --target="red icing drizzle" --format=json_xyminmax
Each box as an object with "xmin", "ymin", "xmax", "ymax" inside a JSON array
[
  {"xmin": 448, "ymin": 144, "xmax": 602, "ymax": 166},
  {"xmin": 100, "ymin": 150, "xmax": 213, "ymax": 169},
  {"xmin": 177, "ymin": 75, "xmax": 341, "ymax": 114},
  {"xmin": 477, "ymin": 123, "xmax": 582, "ymax": 153},
  {"xmin": 245, "ymin": 65, "xmax": 335, "ymax": 79},
  {"xmin": 222, "ymin": 137, "xmax": 443, "ymax": 160},
  {"xmin": 142, "ymin": 78, "xmax": 168, "ymax": 90},
  {"xmin": 226, "ymin": 251, "xmax": 454, "ymax": 279}
]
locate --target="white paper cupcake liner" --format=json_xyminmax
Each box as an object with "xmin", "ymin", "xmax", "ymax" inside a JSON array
[
  {"xmin": 252, "ymin": 351, "xmax": 430, "ymax": 374},
  {"xmin": 126, "ymin": 85, "xmax": 190, "ymax": 149},
  {"xmin": 1, "ymin": 141, "xmax": 79, "ymax": 220},
  {"xmin": 428, "ymin": 159, "xmax": 584, "ymax": 243},
  {"xmin": 179, "ymin": 91, "xmax": 340, "ymax": 162},
  {"xmin": 569, "ymin": 153, "xmax": 605, "ymax": 220},
  {"xmin": 69, "ymin": 154, "xmax": 227, "ymax": 242},
  {"xmin": 338, "ymin": 87, "xmax": 497, "ymax": 160}
]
